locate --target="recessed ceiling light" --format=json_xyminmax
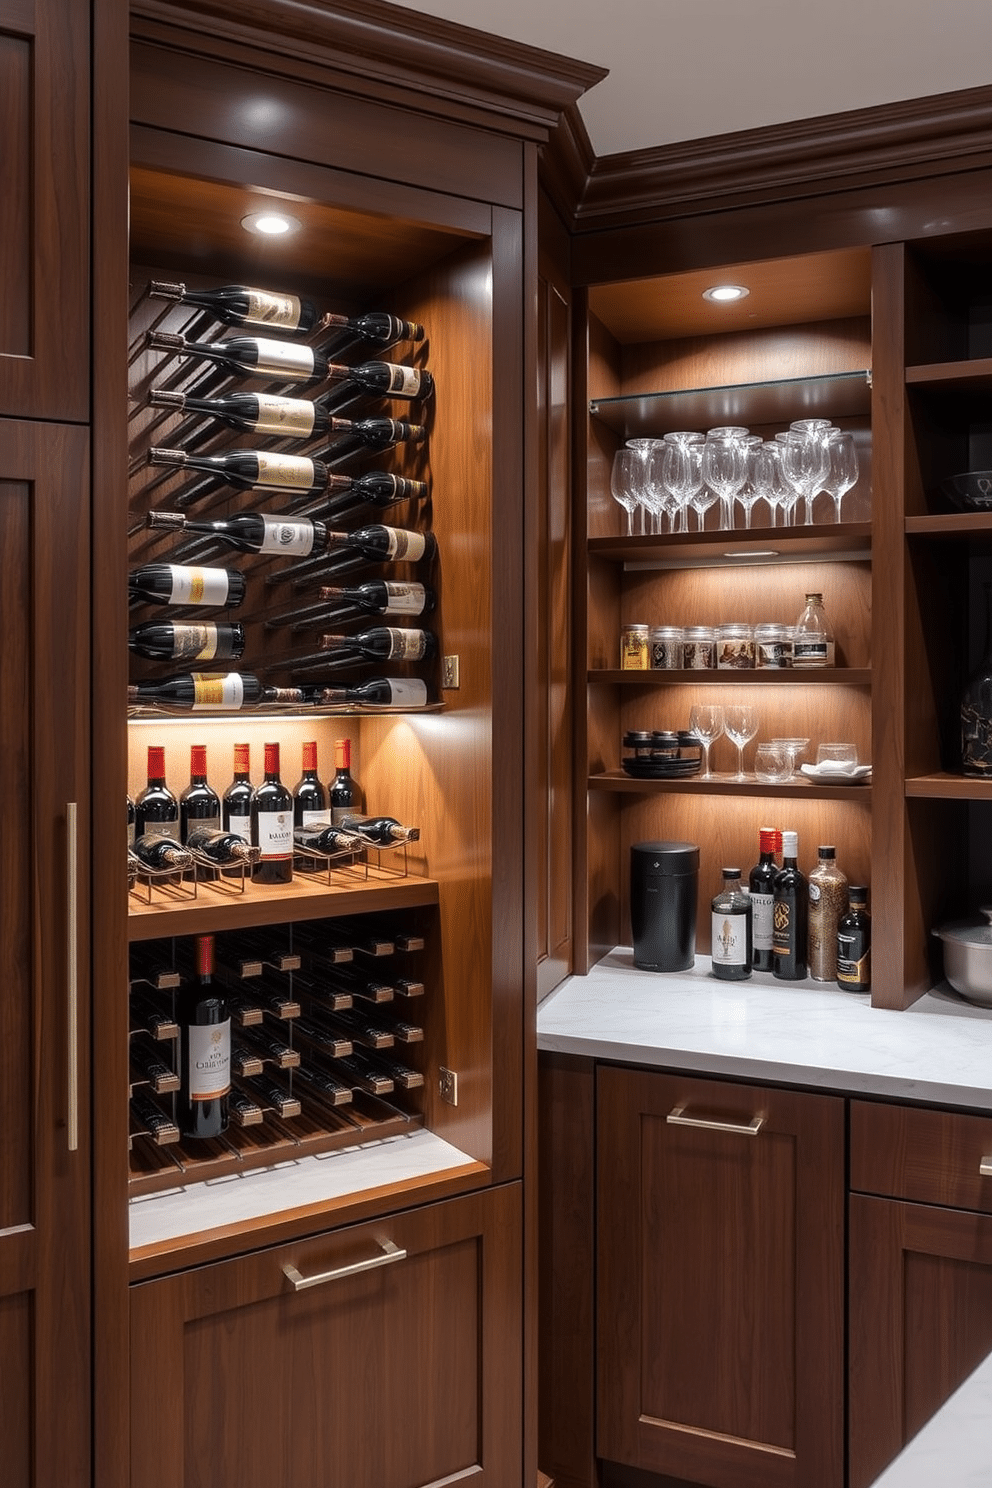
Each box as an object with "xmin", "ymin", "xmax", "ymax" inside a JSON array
[
  {"xmin": 241, "ymin": 211, "xmax": 302, "ymax": 236},
  {"xmin": 703, "ymin": 284, "xmax": 750, "ymax": 303}
]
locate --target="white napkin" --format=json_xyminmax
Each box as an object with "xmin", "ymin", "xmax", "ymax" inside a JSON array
[{"xmin": 800, "ymin": 761, "xmax": 872, "ymax": 781}]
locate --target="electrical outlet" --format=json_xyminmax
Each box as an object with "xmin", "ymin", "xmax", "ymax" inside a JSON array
[
  {"xmin": 442, "ymin": 655, "xmax": 460, "ymax": 689},
  {"xmin": 439, "ymin": 1066, "xmax": 458, "ymax": 1105}
]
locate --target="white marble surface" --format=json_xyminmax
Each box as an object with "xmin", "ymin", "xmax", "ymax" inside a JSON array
[
  {"xmin": 129, "ymin": 1128, "xmax": 481, "ymax": 1251},
  {"xmin": 870, "ymin": 1352, "xmax": 992, "ymax": 1487},
  {"xmin": 537, "ymin": 950, "xmax": 992, "ymax": 1108}
]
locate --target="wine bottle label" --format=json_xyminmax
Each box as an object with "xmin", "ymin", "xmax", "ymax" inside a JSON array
[
  {"xmin": 793, "ymin": 639, "xmax": 829, "ymax": 664},
  {"xmin": 168, "ymin": 566, "xmax": 230, "ymax": 606},
  {"xmin": 385, "ymin": 365, "xmax": 424, "ymax": 397},
  {"xmin": 254, "ymin": 338, "xmax": 317, "ymax": 376},
  {"xmin": 382, "ymin": 528, "xmax": 428, "ymax": 562},
  {"xmin": 187, "ymin": 1020, "xmax": 231, "ymax": 1100},
  {"xmin": 187, "ymin": 812, "xmax": 221, "ymax": 836},
  {"xmin": 246, "ymin": 291, "xmax": 302, "ymax": 330},
  {"xmin": 750, "ymin": 891, "xmax": 774, "ymax": 952},
  {"xmin": 171, "ymin": 623, "xmax": 219, "ymax": 661},
  {"xmin": 384, "ymin": 627, "xmax": 429, "ymax": 659},
  {"xmin": 255, "ymin": 454, "xmax": 317, "ymax": 491},
  {"xmin": 259, "ymin": 514, "xmax": 317, "ymax": 555},
  {"xmin": 837, "ymin": 947, "xmax": 871, "ymax": 986},
  {"xmin": 190, "ymin": 673, "xmax": 245, "ymax": 710},
  {"xmin": 301, "ymin": 808, "xmax": 331, "ymax": 827},
  {"xmin": 711, "ymin": 912, "xmax": 749, "ymax": 966},
  {"xmin": 226, "ymin": 812, "xmax": 251, "ymax": 844},
  {"xmin": 140, "ymin": 820, "xmax": 180, "ymax": 843},
  {"xmin": 252, "ymin": 395, "xmax": 316, "ymax": 437},
  {"xmin": 382, "ymin": 582, "xmax": 427, "ymax": 614},
  {"xmin": 256, "ymin": 810, "xmax": 293, "ymax": 860},
  {"xmin": 376, "ymin": 678, "xmax": 428, "ymax": 707}
]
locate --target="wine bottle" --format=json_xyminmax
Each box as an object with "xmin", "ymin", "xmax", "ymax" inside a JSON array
[
  {"xmin": 128, "ymin": 563, "xmax": 246, "ymax": 610},
  {"xmin": 134, "ymin": 745, "xmax": 179, "ymax": 841},
  {"xmin": 293, "ymin": 740, "xmax": 329, "ymax": 828},
  {"xmin": 303, "ymin": 626, "xmax": 438, "ymax": 669},
  {"xmin": 148, "ymin": 280, "xmax": 319, "ymax": 333},
  {"xmin": 329, "ymin": 738, "xmax": 360, "ymax": 824},
  {"xmin": 319, "ymin": 310, "xmax": 424, "ymax": 357},
  {"xmin": 179, "ymin": 745, "xmax": 221, "ymax": 840},
  {"xmin": 148, "ymin": 446, "xmax": 329, "ymax": 496},
  {"xmin": 177, "ymin": 934, "xmax": 230, "ymax": 1140},
  {"xmin": 293, "ymin": 823, "xmax": 363, "ymax": 855},
  {"xmin": 837, "ymin": 886, "xmax": 871, "ymax": 992},
  {"xmin": 313, "ymin": 677, "xmax": 429, "ymax": 708},
  {"xmin": 131, "ymin": 833, "xmax": 194, "ymax": 871},
  {"xmin": 146, "ymin": 510, "xmax": 435, "ymax": 571},
  {"xmin": 251, "ymin": 742, "xmax": 294, "ymax": 883},
  {"xmin": 130, "ymin": 1092, "xmax": 180, "ymax": 1146},
  {"xmin": 127, "ymin": 795, "xmax": 136, "ymax": 849},
  {"xmin": 222, "ymin": 743, "xmax": 254, "ymax": 847},
  {"xmin": 128, "ymin": 620, "xmax": 245, "ymax": 663},
  {"xmin": 149, "ymin": 388, "xmax": 426, "ymax": 457},
  {"xmin": 748, "ymin": 827, "xmax": 781, "ymax": 973},
  {"xmin": 710, "ymin": 868, "xmax": 752, "ymax": 981},
  {"xmin": 264, "ymin": 580, "xmax": 436, "ymax": 635},
  {"xmin": 306, "ymin": 471, "xmax": 429, "ymax": 522},
  {"xmin": 337, "ymin": 813, "xmax": 420, "ymax": 845},
  {"xmin": 773, "ymin": 830, "xmax": 808, "ymax": 980},
  {"xmin": 185, "ymin": 826, "xmax": 258, "ymax": 867},
  {"xmin": 129, "ymin": 1040, "xmax": 180, "ymax": 1097},
  {"xmin": 128, "ymin": 672, "xmax": 263, "ymax": 711}
]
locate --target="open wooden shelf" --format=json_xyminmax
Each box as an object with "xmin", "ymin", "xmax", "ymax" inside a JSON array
[
  {"xmin": 905, "ymin": 773, "xmax": 992, "ymax": 800},
  {"xmin": 589, "ymin": 770, "xmax": 872, "ymax": 799},
  {"xmin": 588, "ymin": 523, "xmax": 872, "ymax": 569},
  {"xmin": 589, "ymin": 667, "xmax": 871, "ymax": 686},
  {"xmin": 905, "ymin": 357, "xmax": 992, "ymax": 389}
]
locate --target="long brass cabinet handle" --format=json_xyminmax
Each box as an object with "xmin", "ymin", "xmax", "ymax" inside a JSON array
[
  {"xmin": 282, "ymin": 1238, "xmax": 406, "ymax": 1291},
  {"xmin": 666, "ymin": 1103, "xmax": 765, "ymax": 1137},
  {"xmin": 980, "ymin": 1157, "xmax": 992, "ymax": 1177},
  {"xmin": 66, "ymin": 802, "xmax": 79, "ymax": 1153}
]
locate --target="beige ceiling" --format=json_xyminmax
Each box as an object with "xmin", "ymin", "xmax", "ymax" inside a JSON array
[{"xmin": 386, "ymin": 0, "xmax": 992, "ymax": 157}]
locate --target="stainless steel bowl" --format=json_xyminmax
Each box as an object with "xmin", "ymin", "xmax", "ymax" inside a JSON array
[{"xmin": 933, "ymin": 910, "xmax": 992, "ymax": 1006}]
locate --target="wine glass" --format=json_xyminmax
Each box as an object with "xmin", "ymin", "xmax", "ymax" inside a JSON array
[
  {"xmin": 734, "ymin": 436, "xmax": 764, "ymax": 530},
  {"xmin": 724, "ymin": 704, "xmax": 759, "ymax": 781},
  {"xmin": 644, "ymin": 441, "xmax": 679, "ymax": 532},
  {"xmin": 610, "ymin": 449, "xmax": 640, "ymax": 535},
  {"xmin": 702, "ymin": 433, "xmax": 748, "ymax": 530},
  {"xmin": 661, "ymin": 436, "xmax": 704, "ymax": 533},
  {"xmin": 626, "ymin": 438, "xmax": 664, "ymax": 533},
  {"xmin": 821, "ymin": 430, "xmax": 860, "ymax": 523},
  {"xmin": 689, "ymin": 703, "xmax": 725, "ymax": 780},
  {"xmin": 751, "ymin": 440, "xmax": 790, "ymax": 526},
  {"xmin": 779, "ymin": 429, "xmax": 829, "ymax": 527}
]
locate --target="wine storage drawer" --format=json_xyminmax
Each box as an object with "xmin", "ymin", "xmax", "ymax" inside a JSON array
[{"xmin": 851, "ymin": 1099, "xmax": 992, "ymax": 1212}]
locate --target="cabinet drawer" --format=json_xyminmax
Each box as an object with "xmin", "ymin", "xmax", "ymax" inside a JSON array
[{"xmin": 851, "ymin": 1100, "xmax": 992, "ymax": 1211}]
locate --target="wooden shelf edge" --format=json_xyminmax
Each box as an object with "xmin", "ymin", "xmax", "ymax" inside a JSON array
[
  {"xmin": 906, "ymin": 773, "xmax": 992, "ymax": 799},
  {"xmin": 589, "ymin": 771, "xmax": 872, "ymax": 799},
  {"xmin": 588, "ymin": 668, "xmax": 872, "ymax": 685},
  {"xmin": 127, "ymin": 869, "xmax": 440, "ymax": 940},
  {"xmin": 588, "ymin": 523, "xmax": 872, "ymax": 567},
  {"xmin": 905, "ymin": 512, "xmax": 992, "ymax": 536},
  {"xmin": 905, "ymin": 357, "xmax": 992, "ymax": 386}
]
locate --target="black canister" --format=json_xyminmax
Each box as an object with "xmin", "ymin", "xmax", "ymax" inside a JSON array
[{"xmin": 630, "ymin": 840, "xmax": 700, "ymax": 972}]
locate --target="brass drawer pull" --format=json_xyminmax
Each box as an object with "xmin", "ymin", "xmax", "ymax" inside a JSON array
[
  {"xmin": 980, "ymin": 1158, "xmax": 992, "ymax": 1178},
  {"xmin": 666, "ymin": 1103, "xmax": 765, "ymax": 1137},
  {"xmin": 283, "ymin": 1238, "xmax": 406, "ymax": 1291}
]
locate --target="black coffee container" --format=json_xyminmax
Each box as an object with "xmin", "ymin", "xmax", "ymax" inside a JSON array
[{"xmin": 630, "ymin": 841, "xmax": 700, "ymax": 971}]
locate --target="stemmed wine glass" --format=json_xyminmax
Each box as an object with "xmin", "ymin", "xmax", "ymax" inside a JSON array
[
  {"xmin": 702, "ymin": 432, "xmax": 748, "ymax": 531},
  {"xmin": 749, "ymin": 440, "xmax": 789, "ymax": 527},
  {"xmin": 661, "ymin": 434, "xmax": 704, "ymax": 533},
  {"xmin": 733, "ymin": 436, "xmax": 763, "ymax": 529},
  {"xmin": 779, "ymin": 428, "xmax": 829, "ymax": 527},
  {"xmin": 821, "ymin": 430, "xmax": 860, "ymax": 523},
  {"xmin": 610, "ymin": 449, "xmax": 640, "ymax": 535},
  {"xmin": 724, "ymin": 704, "xmax": 759, "ymax": 781},
  {"xmin": 689, "ymin": 703, "xmax": 725, "ymax": 780},
  {"xmin": 626, "ymin": 438, "xmax": 664, "ymax": 533}
]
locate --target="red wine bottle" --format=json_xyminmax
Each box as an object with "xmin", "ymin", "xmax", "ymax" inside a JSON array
[
  {"xmin": 131, "ymin": 833, "xmax": 193, "ymax": 870},
  {"xmin": 222, "ymin": 743, "xmax": 254, "ymax": 862},
  {"xmin": 319, "ymin": 626, "xmax": 437, "ymax": 664},
  {"xmin": 134, "ymin": 745, "xmax": 179, "ymax": 841},
  {"xmin": 338, "ymin": 813, "xmax": 420, "ymax": 845},
  {"xmin": 184, "ymin": 826, "xmax": 257, "ymax": 867},
  {"xmin": 128, "ymin": 620, "xmax": 245, "ymax": 662},
  {"xmin": 329, "ymin": 738, "xmax": 361, "ymax": 824},
  {"xmin": 293, "ymin": 740, "xmax": 329, "ymax": 828},
  {"xmin": 128, "ymin": 672, "xmax": 262, "ymax": 710},
  {"xmin": 264, "ymin": 580, "xmax": 436, "ymax": 635},
  {"xmin": 293, "ymin": 822, "xmax": 363, "ymax": 855},
  {"xmin": 149, "ymin": 388, "xmax": 426, "ymax": 458},
  {"xmin": 148, "ymin": 280, "xmax": 319, "ymax": 333},
  {"xmin": 313, "ymin": 677, "xmax": 429, "ymax": 708},
  {"xmin": 319, "ymin": 310, "xmax": 424, "ymax": 356},
  {"xmin": 179, "ymin": 744, "xmax": 221, "ymax": 840},
  {"xmin": 128, "ymin": 563, "xmax": 246, "ymax": 609},
  {"xmin": 251, "ymin": 742, "xmax": 294, "ymax": 884},
  {"xmin": 177, "ymin": 934, "xmax": 230, "ymax": 1140},
  {"xmin": 148, "ymin": 446, "xmax": 328, "ymax": 495},
  {"xmin": 127, "ymin": 795, "xmax": 136, "ymax": 849},
  {"xmin": 773, "ymin": 830, "xmax": 808, "ymax": 981}
]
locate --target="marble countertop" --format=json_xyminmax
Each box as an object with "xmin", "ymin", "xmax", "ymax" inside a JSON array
[
  {"xmin": 870, "ymin": 1352, "xmax": 992, "ymax": 1487},
  {"xmin": 536, "ymin": 950, "xmax": 992, "ymax": 1109}
]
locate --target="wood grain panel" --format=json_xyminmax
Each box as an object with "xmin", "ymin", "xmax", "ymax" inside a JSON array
[
  {"xmin": 851, "ymin": 1099, "xmax": 992, "ymax": 1211},
  {"xmin": 621, "ymin": 317, "xmax": 871, "ymax": 395},
  {"xmin": 0, "ymin": 1293, "xmax": 31, "ymax": 1488},
  {"xmin": 597, "ymin": 1068, "xmax": 844, "ymax": 1488}
]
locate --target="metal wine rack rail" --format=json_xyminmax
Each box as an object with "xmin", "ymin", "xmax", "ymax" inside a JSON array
[
  {"xmin": 127, "ymin": 909, "xmax": 431, "ymax": 1195},
  {"xmin": 126, "ymin": 271, "xmax": 442, "ymax": 717}
]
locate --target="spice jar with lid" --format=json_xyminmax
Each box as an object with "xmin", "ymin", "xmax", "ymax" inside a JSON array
[
  {"xmin": 649, "ymin": 625, "xmax": 683, "ymax": 670},
  {"xmin": 682, "ymin": 625, "xmax": 716, "ymax": 670},
  {"xmin": 754, "ymin": 622, "xmax": 791, "ymax": 668},
  {"xmin": 717, "ymin": 622, "xmax": 755, "ymax": 669},
  {"xmin": 620, "ymin": 623, "xmax": 650, "ymax": 670}
]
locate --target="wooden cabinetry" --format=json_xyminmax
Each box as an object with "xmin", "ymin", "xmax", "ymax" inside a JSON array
[
  {"xmin": 849, "ymin": 1100, "xmax": 992, "ymax": 1488},
  {"xmin": 595, "ymin": 1065, "xmax": 845, "ymax": 1488}
]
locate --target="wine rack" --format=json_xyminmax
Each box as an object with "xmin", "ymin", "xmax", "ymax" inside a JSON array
[{"xmin": 127, "ymin": 908, "xmax": 434, "ymax": 1195}]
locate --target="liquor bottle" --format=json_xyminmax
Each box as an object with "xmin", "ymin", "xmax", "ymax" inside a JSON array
[
  {"xmin": 748, "ymin": 827, "xmax": 781, "ymax": 973},
  {"xmin": 179, "ymin": 744, "xmax": 221, "ymax": 840},
  {"xmin": 128, "ymin": 620, "xmax": 245, "ymax": 663},
  {"xmin": 836, "ymin": 886, "xmax": 871, "ymax": 992},
  {"xmin": 251, "ymin": 742, "xmax": 294, "ymax": 883},
  {"xmin": 773, "ymin": 830, "xmax": 808, "ymax": 980},
  {"xmin": 184, "ymin": 826, "xmax": 258, "ymax": 867},
  {"xmin": 131, "ymin": 833, "xmax": 194, "ymax": 871},
  {"xmin": 222, "ymin": 743, "xmax": 253, "ymax": 846},
  {"xmin": 293, "ymin": 740, "xmax": 329, "ymax": 827},
  {"xmin": 319, "ymin": 310, "xmax": 424, "ymax": 357},
  {"xmin": 147, "ymin": 509, "xmax": 435, "ymax": 570},
  {"xmin": 148, "ymin": 280, "xmax": 319, "ymax": 333},
  {"xmin": 961, "ymin": 582, "xmax": 992, "ymax": 776},
  {"xmin": 127, "ymin": 672, "xmax": 263, "ymax": 710},
  {"xmin": 329, "ymin": 738, "xmax": 361, "ymax": 824},
  {"xmin": 134, "ymin": 745, "xmax": 179, "ymax": 841},
  {"xmin": 337, "ymin": 813, "xmax": 420, "ymax": 845},
  {"xmin": 148, "ymin": 387, "xmax": 427, "ymax": 456},
  {"xmin": 313, "ymin": 677, "xmax": 429, "ymax": 708},
  {"xmin": 293, "ymin": 823, "xmax": 363, "ymax": 855},
  {"xmin": 176, "ymin": 934, "xmax": 230, "ymax": 1140},
  {"xmin": 305, "ymin": 626, "xmax": 438, "ymax": 667},
  {"xmin": 710, "ymin": 868, "xmax": 752, "ymax": 981},
  {"xmin": 807, "ymin": 845, "xmax": 848, "ymax": 981},
  {"xmin": 792, "ymin": 591, "xmax": 835, "ymax": 668},
  {"xmin": 128, "ymin": 563, "xmax": 246, "ymax": 609}
]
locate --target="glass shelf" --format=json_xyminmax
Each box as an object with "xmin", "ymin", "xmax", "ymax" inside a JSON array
[
  {"xmin": 588, "ymin": 523, "xmax": 872, "ymax": 570},
  {"xmin": 590, "ymin": 369, "xmax": 871, "ymax": 441}
]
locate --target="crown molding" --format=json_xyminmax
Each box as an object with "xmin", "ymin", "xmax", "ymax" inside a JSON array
[
  {"xmin": 572, "ymin": 82, "xmax": 992, "ymax": 231},
  {"xmin": 540, "ymin": 102, "xmax": 598, "ymax": 229},
  {"xmin": 131, "ymin": 0, "xmax": 606, "ymax": 142}
]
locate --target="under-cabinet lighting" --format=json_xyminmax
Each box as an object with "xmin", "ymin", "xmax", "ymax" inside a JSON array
[
  {"xmin": 702, "ymin": 284, "xmax": 750, "ymax": 303},
  {"xmin": 724, "ymin": 549, "xmax": 779, "ymax": 559},
  {"xmin": 241, "ymin": 211, "xmax": 302, "ymax": 236}
]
